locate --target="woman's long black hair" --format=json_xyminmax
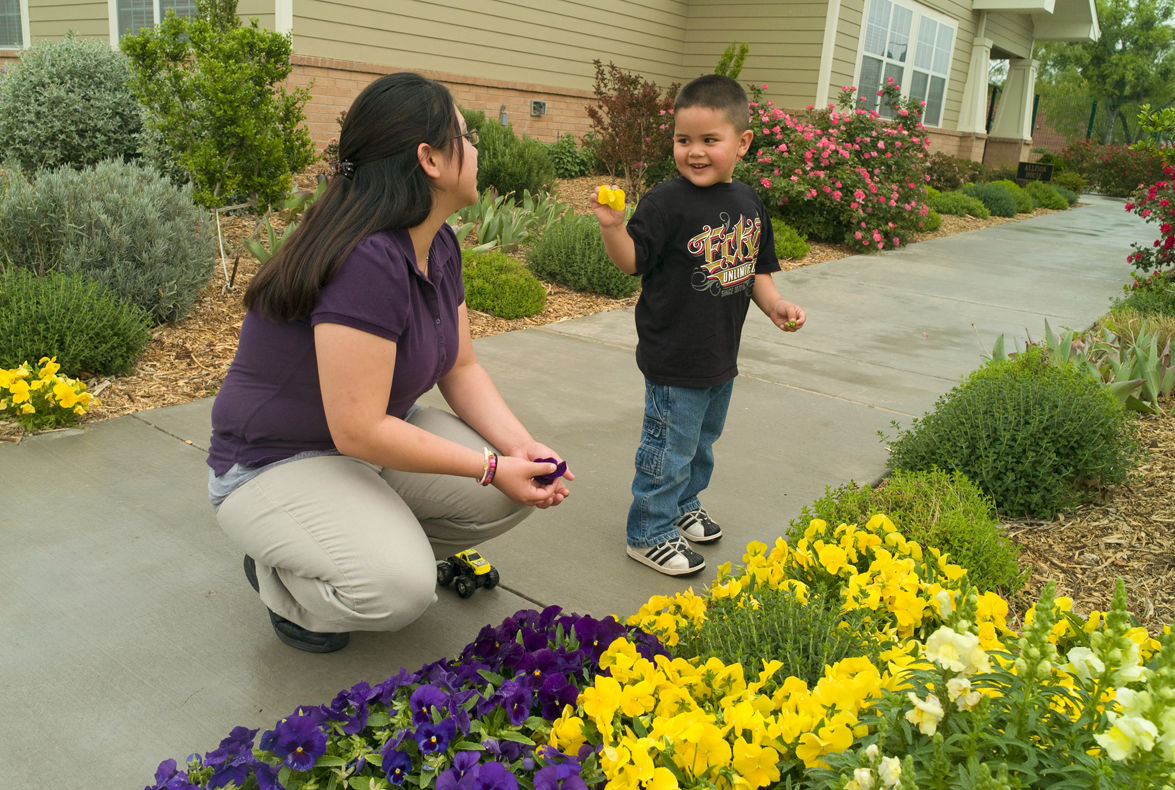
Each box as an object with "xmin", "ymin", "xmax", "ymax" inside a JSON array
[{"xmin": 245, "ymin": 72, "xmax": 465, "ymax": 321}]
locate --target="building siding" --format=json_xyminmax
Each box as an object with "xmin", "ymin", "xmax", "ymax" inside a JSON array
[{"xmin": 28, "ymin": 0, "xmax": 106, "ymax": 40}]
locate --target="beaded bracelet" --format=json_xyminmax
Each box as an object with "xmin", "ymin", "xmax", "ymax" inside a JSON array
[{"xmin": 477, "ymin": 447, "xmax": 498, "ymax": 486}]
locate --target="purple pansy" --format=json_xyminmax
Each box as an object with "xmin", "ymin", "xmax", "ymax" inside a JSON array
[
  {"xmin": 409, "ymin": 683, "xmax": 448, "ymax": 725},
  {"xmin": 270, "ymin": 713, "xmax": 327, "ymax": 771},
  {"xmin": 532, "ymin": 457, "xmax": 567, "ymax": 486},
  {"xmin": 380, "ymin": 745, "xmax": 413, "ymax": 786},
  {"xmin": 415, "ymin": 717, "xmax": 456, "ymax": 754},
  {"xmin": 436, "ymin": 750, "xmax": 481, "ymax": 790}
]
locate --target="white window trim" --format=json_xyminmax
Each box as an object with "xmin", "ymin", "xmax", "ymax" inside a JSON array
[
  {"xmin": 852, "ymin": 0, "xmax": 957, "ymax": 128},
  {"xmin": 2, "ymin": 0, "xmax": 30, "ymax": 49},
  {"xmin": 275, "ymin": 0, "xmax": 293, "ymax": 35}
]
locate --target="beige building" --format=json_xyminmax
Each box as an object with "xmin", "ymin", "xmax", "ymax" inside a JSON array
[{"xmin": 1, "ymin": 0, "xmax": 1098, "ymax": 166}]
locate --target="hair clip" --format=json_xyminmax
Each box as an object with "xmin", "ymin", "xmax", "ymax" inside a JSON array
[{"xmin": 336, "ymin": 159, "xmax": 356, "ymax": 179}]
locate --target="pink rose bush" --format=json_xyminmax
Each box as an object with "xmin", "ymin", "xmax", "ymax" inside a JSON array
[{"xmin": 737, "ymin": 80, "xmax": 932, "ymax": 252}]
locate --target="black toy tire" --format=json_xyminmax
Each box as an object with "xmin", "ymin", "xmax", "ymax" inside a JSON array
[
  {"xmin": 484, "ymin": 568, "xmax": 500, "ymax": 589},
  {"xmin": 455, "ymin": 575, "xmax": 475, "ymax": 598},
  {"xmin": 437, "ymin": 562, "xmax": 455, "ymax": 587}
]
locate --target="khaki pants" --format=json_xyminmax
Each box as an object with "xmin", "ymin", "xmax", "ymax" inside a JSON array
[{"xmin": 215, "ymin": 407, "xmax": 530, "ymax": 633}]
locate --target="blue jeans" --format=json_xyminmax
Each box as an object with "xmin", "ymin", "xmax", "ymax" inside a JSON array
[{"xmin": 626, "ymin": 378, "xmax": 733, "ymax": 547}]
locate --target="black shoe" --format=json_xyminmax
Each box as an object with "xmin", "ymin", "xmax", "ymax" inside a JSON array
[{"xmin": 242, "ymin": 555, "xmax": 351, "ymax": 653}]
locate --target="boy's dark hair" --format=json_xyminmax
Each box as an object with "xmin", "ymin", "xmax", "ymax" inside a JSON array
[
  {"xmin": 674, "ymin": 74, "xmax": 750, "ymax": 133},
  {"xmin": 246, "ymin": 72, "xmax": 466, "ymax": 322}
]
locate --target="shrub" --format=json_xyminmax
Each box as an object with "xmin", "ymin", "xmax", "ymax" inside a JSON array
[
  {"xmin": 121, "ymin": 0, "xmax": 316, "ymax": 209},
  {"xmin": 1125, "ymin": 162, "xmax": 1175, "ymax": 280},
  {"xmin": 1052, "ymin": 183, "xmax": 1080, "ymax": 205},
  {"xmin": 0, "ymin": 160, "xmax": 215, "ymax": 324},
  {"xmin": 547, "ymin": 133, "xmax": 595, "ymax": 179},
  {"xmin": 0, "ymin": 269, "xmax": 152, "ymax": 376},
  {"xmin": 923, "ymin": 151, "xmax": 986, "ymax": 191},
  {"xmin": 671, "ymin": 579, "xmax": 883, "ymax": 689},
  {"xmin": 884, "ymin": 346, "xmax": 1138, "ymax": 518},
  {"xmin": 739, "ymin": 81, "xmax": 933, "ymax": 250},
  {"xmin": 1051, "ymin": 169, "xmax": 1088, "ymax": 195},
  {"xmin": 991, "ymin": 179, "xmax": 1035, "ymax": 213},
  {"xmin": 462, "ymin": 109, "xmax": 556, "ymax": 198},
  {"xmin": 771, "ymin": 218, "xmax": 810, "ymax": 260},
  {"xmin": 1112, "ymin": 277, "xmax": 1175, "ymax": 321},
  {"xmin": 526, "ymin": 214, "xmax": 640, "ymax": 298},
  {"xmin": 928, "ymin": 189, "xmax": 990, "ymax": 218},
  {"xmin": 1060, "ymin": 139, "xmax": 1166, "ymax": 197},
  {"xmin": 1024, "ymin": 180, "xmax": 1070, "ymax": 210},
  {"xmin": 961, "ymin": 182, "xmax": 1016, "ymax": 217},
  {"xmin": 791, "ymin": 469, "xmax": 1026, "ymax": 595},
  {"xmin": 922, "ymin": 208, "xmax": 943, "ymax": 232},
  {"xmin": 0, "ymin": 33, "xmax": 143, "ymax": 172},
  {"xmin": 462, "ymin": 250, "xmax": 547, "ymax": 319},
  {"xmin": 449, "ymin": 187, "xmax": 569, "ymax": 252},
  {"xmin": 584, "ymin": 59, "xmax": 677, "ymax": 199}
]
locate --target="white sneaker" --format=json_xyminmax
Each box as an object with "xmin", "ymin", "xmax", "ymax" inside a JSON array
[
  {"xmin": 626, "ymin": 536, "xmax": 705, "ymax": 576},
  {"xmin": 676, "ymin": 508, "xmax": 723, "ymax": 543}
]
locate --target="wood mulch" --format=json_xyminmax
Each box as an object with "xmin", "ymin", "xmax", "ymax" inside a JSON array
[{"xmin": 3, "ymin": 174, "xmax": 1171, "ymax": 633}]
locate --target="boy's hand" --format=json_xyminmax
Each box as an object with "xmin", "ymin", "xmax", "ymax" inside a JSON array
[
  {"xmin": 768, "ymin": 300, "xmax": 806, "ymax": 332},
  {"xmin": 591, "ymin": 184, "xmax": 626, "ymax": 228}
]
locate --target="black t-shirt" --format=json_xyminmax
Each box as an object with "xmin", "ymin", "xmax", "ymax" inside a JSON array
[{"xmin": 626, "ymin": 177, "xmax": 780, "ymax": 387}]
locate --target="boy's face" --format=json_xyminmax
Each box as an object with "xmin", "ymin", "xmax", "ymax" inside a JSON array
[{"xmin": 672, "ymin": 106, "xmax": 754, "ymax": 188}]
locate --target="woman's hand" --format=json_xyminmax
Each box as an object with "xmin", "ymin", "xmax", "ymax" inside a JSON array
[{"xmin": 494, "ymin": 442, "xmax": 573, "ymax": 508}]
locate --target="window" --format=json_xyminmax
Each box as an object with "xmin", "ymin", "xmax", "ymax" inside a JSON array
[
  {"xmin": 0, "ymin": 0, "xmax": 25, "ymax": 48},
  {"xmin": 114, "ymin": 0, "xmax": 198, "ymax": 39},
  {"xmin": 856, "ymin": 0, "xmax": 955, "ymax": 127}
]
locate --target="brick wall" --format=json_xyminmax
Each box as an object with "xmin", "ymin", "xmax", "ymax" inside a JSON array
[{"xmin": 290, "ymin": 55, "xmax": 595, "ymax": 153}]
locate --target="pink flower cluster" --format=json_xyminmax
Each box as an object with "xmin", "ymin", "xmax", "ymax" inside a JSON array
[
  {"xmin": 740, "ymin": 85, "xmax": 931, "ymax": 250},
  {"xmin": 1124, "ymin": 163, "xmax": 1175, "ymax": 280}
]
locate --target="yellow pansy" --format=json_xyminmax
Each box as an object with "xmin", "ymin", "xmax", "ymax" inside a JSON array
[
  {"xmin": 597, "ymin": 184, "xmax": 626, "ymax": 211},
  {"xmin": 9, "ymin": 379, "xmax": 30, "ymax": 403},
  {"xmin": 20, "ymin": 402, "xmax": 35, "ymax": 414},
  {"xmin": 38, "ymin": 357, "xmax": 61, "ymax": 378},
  {"xmin": 795, "ymin": 720, "xmax": 854, "ymax": 768},
  {"xmin": 731, "ymin": 737, "xmax": 781, "ymax": 788},
  {"xmin": 53, "ymin": 381, "xmax": 80, "ymax": 409},
  {"xmin": 816, "ymin": 542, "xmax": 849, "ymax": 575}
]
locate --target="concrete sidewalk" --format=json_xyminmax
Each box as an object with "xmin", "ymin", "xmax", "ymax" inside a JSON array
[{"xmin": 0, "ymin": 195, "xmax": 1146, "ymax": 785}]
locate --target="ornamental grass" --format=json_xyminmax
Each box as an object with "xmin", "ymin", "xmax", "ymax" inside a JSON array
[{"xmin": 146, "ymin": 516, "xmax": 1175, "ymax": 789}]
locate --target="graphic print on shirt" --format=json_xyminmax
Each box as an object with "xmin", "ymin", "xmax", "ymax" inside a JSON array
[{"xmin": 686, "ymin": 210, "xmax": 762, "ymax": 296}]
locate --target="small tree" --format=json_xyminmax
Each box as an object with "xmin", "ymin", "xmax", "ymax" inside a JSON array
[
  {"xmin": 121, "ymin": 0, "xmax": 316, "ymax": 209},
  {"xmin": 714, "ymin": 43, "xmax": 749, "ymax": 80},
  {"xmin": 583, "ymin": 60, "xmax": 677, "ymax": 198}
]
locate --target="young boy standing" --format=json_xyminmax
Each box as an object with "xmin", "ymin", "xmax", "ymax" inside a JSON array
[{"xmin": 592, "ymin": 74, "xmax": 806, "ymax": 576}]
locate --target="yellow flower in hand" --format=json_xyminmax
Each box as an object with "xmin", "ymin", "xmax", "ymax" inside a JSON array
[{"xmin": 597, "ymin": 184, "xmax": 626, "ymax": 211}]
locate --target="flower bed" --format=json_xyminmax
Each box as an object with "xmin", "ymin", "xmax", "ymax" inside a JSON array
[{"xmin": 147, "ymin": 516, "xmax": 1174, "ymax": 789}]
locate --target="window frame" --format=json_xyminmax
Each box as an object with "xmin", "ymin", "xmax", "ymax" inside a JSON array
[
  {"xmin": 107, "ymin": 0, "xmax": 199, "ymax": 45},
  {"xmin": 0, "ymin": 0, "xmax": 30, "ymax": 50},
  {"xmin": 853, "ymin": 0, "xmax": 957, "ymax": 129}
]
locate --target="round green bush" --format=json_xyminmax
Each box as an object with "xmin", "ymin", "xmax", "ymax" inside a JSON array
[
  {"xmin": 462, "ymin": 109, "xmax": 556, "ymax": 198},
  {"xmin": 885, "ymin": 346, "xmax": 1138, "ymax": 519},
  {"xmin": 921, "ymin": 208, "xmax": 943, "ymax": 232},
  {"xmin": 1052, "ymin": 184, "xmax": 1080, "ymax": 206},
  {"xmin": 462, "ymin": 250, "xmax": 547, "ymax": 319},
  {"xmin": 928, "ymin": 190, "xmax": 990, "ymax": 219},
  {"xmin": 772, "ymin": 217, "xmax": 810, "ymax": 260},
  {"xmin": 526, "ymin": 214, "xmax": 640, "ymax": 298},
  {"xmin": 0, "ymin": 269, "xmax": 152, "ymax": 376},
  {"xmin": 961, "ymin": 182, "xmax": 1017, "ymax": 217},
  {"xmin": 790, "ymin": 469, "xmax": 1026, "ymax": 595},
  {"xmin": 0, "ymin": 34, "xmax": 143, "ymax": 172},
  {"xmin": 1051, "ymin": 170, "xmax": 1087, "ymax": 195},
  {"xmin": 991, "ymin": 179, "xmax": 1035, "ymax": 213},
  {"xmin": 0, "ymin": 160, "xmax": 215, "ymax": 325},
  {"xmin": 1024, "ymin": 180, "xmax": 1070, "ymax": 210},
  {"xmin": 547, "ymin": 134, "xmax": 595, "ymax": 179}
]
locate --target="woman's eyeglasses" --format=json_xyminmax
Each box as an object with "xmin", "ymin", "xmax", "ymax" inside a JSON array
[{"xmin": 456, "ymin": 129, "xmax": 479, "ymax": 146}]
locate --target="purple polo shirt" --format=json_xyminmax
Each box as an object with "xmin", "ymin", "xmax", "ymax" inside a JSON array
[{"xmin": 207, "ymin": 226, "xmax": 465, "ymax": 476}]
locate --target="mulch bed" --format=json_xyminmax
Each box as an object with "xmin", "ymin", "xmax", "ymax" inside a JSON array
[{"xmin": 3, "ymin": 175, "xmax": 1171, "ymax": 633}]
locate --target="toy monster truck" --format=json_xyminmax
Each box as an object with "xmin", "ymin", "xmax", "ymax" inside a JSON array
[{"xmin": 436, "ymin": 549, "xmax": 500, "ymax": 598}]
